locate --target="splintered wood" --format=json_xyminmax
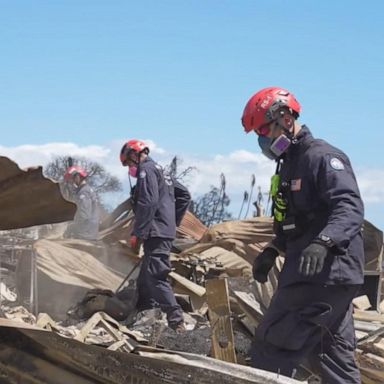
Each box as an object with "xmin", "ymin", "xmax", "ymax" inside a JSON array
[{"xmin": 206, "ymin": 278, "xmax": 236, "ymax": 363}]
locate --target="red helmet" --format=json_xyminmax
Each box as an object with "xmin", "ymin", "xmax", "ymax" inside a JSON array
[
  {"xmin": 120, "ymin": 139, "xmax": 149, "ymax": 166},
  {"xmin": 64, "ymin": 166, "xmax": 87, "ymax": 181},
  {"xmin": 241, "ymin": 87, "xmax": 301, "ymax": 135}
]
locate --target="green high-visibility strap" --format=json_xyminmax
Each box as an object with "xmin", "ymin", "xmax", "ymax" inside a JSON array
[
  {"xmin": 273, "ymin": 193, "xmax": 287, "ymax": 222},
  {"xmin": 274, "ymin": 210, "xmax": 284, "ymax": 222},
  {"xmin": 270, "ymin": 174, "xmax": 280, "ymax": 198},
  {"xmin": 270, "ymin": 159, "xmax": 287, "ymax": 222}
]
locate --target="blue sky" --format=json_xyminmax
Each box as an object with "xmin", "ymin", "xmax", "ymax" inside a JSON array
[{"xmin": 0, "ymin": 1, "xmax": 383, "ymax": 229}]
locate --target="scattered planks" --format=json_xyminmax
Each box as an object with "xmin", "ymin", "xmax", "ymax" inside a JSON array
[{"xmin": 354, "ymin": 305, "xmax": 384, "ymax": 383}]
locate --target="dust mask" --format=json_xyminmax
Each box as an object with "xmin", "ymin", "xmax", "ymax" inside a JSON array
[{"xmin": 128, "ymin": 166, "xmax": 138, "ymax": 178}]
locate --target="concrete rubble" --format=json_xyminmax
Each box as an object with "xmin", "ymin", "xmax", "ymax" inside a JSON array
[{"xmin": 0, "ymin": 156, "xmax": 383, "ymax": 383}]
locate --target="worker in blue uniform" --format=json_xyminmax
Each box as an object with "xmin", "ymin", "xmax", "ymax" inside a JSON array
[
  {"xmin": 119, "ymin": 139, "xmax": 191, "ymax": 332},
  {"xmin": 241, "ymin": 87, "xmax": 364, "ymax": 383}
]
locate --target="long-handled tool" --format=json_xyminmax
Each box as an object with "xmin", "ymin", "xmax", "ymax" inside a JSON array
[{"xmin": 115, "ymin": 259, "xmax": 142, "ymax": 294}]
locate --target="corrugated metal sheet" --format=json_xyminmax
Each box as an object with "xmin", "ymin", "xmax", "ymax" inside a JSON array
[
  {"xmin": 177, "ymin": 211, "xmax": 207, "ymax": 240},
  {"xmin": 0, "ymin": 322, "xmax": 302, "ymax": 384},
  {"xmin": 99, "ymin": 201, "xmax": 207, "ymax": 242},
  {"xmin": 0, "ymin": 156, "xmax": 76, "ymax": 230},
  {"xmin": 201, "ymin": 216, "xmax": 274, "ymax": 244}
]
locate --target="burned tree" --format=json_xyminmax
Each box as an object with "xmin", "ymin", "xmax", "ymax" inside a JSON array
[
  {"xmin": 238, "ymin": 191, "xmax": 249, "ymax": 219},
  {"xmin": 190, "ymin": 174, "xmax": 232, "ymax": 226},
  {"xmin": 165, "ymin": 156, "xmax": 196, "ymax": 183},
  {"xmin": 44, "ymin": 156, "xmax": 122, "ymax": 197}
]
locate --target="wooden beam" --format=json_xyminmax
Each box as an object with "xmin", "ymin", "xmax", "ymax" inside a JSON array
[
  {"xmin": 353, "ymin": 295, "xmax": 371, "ymax": 311},
  {"xmin": 354, "ymin": 320, "xmax": 381, "ymax": 332},
  {"xmin": 169, "ymin": 271, "xmax": 206, "ymax": 297},
  {"xmin": 206, "ymin": 278, "xmax": 236, "ymax": 363},
  {"xmin": 357, "ymin": 326, "xmax": 384, "ymax": 345},
  {"xmin": 233, "ymin": 290, "xmax": 264, "ymax": 328},
  {"xmin": 354, "ymin": 310, "xmax": 384, "ymax": 324}
]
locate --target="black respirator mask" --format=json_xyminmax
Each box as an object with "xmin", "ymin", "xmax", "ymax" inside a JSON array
[
  {"xmin": 258, "ymin": 115, "xmax": 295, "ymax": 160},
  {"xmin": 258, "ymin": 134, "xmax": 291, "ymax": 160}
]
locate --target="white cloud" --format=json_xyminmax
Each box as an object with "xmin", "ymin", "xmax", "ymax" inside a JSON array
[
  {"xmin": 142, "ymin": 139, "xmax": 166, "ymax": 155},
  {"xmin": 355, "ymin": 168, "xmax": 384, "ymax": 204},
  {"xmin": 0, "ymin": 142, "xmax": 109, "ymax": 169},
  {"xmin": 228, "ymin": 150, "xmax": 262, "ymax": 163},
  {"xmin": 1, "ymin": 141, "xmax": 383, "ymax": 225},
  {"xmin": 178, "ymin": 151, "xmax": 274, "ymax": 199}
]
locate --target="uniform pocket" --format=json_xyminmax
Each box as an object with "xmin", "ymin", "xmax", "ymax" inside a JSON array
[
  {"xmin": 330, "ymin": 253, "xmax": 343, "ymax": 282},
  {"xmin": 148, "ymin": 254, "xmax": 171, "ymax": 280},
  {"xmin": 263, "ymin": 302, "xmax": 332, "ymax": 351}
]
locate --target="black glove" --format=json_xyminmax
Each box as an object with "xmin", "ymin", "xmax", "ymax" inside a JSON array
[
  {"xmin": 298, "ymin": 242, "xmax": 328, "ymax": 277},
  {"xmin": 252, "ymin": 247, "xmax": 279, "ymax": 283}
]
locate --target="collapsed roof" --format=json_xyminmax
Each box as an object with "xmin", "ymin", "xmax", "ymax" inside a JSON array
[{"xmin": 0, "ymin": 156, "xmax": 76, "ymax": 230}]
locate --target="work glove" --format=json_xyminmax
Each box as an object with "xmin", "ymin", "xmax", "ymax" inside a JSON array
[
  {"xmin": 298, "ymin": 242, "xmax": 328, "ymax": 277},
  {"xmin": 252, "ymin": 247, "xmax": 279, "ymax": 283},
  {"xmin": 130, "ymin": 235, "xmax": 141, "ymax": 254}
]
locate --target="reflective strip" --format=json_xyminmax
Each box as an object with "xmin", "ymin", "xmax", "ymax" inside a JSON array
[{"xmin": 282, "ymin": 223, "xmax": 296, "ymax": 230}]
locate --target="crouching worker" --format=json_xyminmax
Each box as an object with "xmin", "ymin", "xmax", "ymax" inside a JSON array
[
  {"xmin": 63, "ymin": 166, "xmax": 99, "ymax": 241},
  {"xmin": 241, "ymin": 87, "xmax": 364, "ymax": 383},
  {"xmin": 120, "ymin": 139, "xmax": 191, "ymax": 332}
]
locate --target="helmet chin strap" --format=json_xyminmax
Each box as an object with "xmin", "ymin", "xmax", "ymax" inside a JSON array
[
  {"xmin": 127, "ymin": 151, "xmax": 142, "ymax": 190},
  {"xmin": 274, "ymin": 110, "xmax": 298, "ymax": 144},
  {"xmin": 128, "ymin": 174, "xmax": 133, "ymax": 190}
]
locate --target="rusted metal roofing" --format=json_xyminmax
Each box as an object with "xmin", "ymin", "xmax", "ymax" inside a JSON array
[
  {"xmin": 99, "ymin": 199, "xmax": 207, "ymax": 242},
  {"xmin": 177, "ymin": 210, "xmax": 207, "ymax": 240}
]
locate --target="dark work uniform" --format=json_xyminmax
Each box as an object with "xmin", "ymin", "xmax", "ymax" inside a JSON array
[
  {"xmin": 250, "ymin": 126, "xmax": 364, "ymax": 383},
  {"xmin": 68, "ymin": 183, "xmax": 99, "ymax": 240},
  {"xmin": 133, "ymin": 157, "xmax": 186, "ymax": 327}
]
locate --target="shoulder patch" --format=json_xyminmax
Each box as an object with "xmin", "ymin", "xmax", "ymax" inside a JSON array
[
  {"xmin": 330, "ymin": 157, "xmax": 344, "ymax": 170},
  {"xmin": 139, "ymin": 170, "xmax": 147, "ymax": 178}
]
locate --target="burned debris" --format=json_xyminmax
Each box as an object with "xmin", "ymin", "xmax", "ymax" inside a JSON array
[{"xmin": 0, "ymin": 156, "xmax": 383, "ymax": 383}]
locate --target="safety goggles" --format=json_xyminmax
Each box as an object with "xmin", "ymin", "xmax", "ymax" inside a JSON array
[{"xmin": 120, "ymin": 146, "xmax": 136, "ymax": 165}]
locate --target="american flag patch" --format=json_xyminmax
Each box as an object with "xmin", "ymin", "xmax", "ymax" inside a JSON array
[{"xmin": 290, "ymin": 179, "xmax": 302, "ymax": 191}]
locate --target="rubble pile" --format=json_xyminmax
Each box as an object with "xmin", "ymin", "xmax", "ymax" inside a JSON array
[
  {"xmin": 0, "ymin": 200, "xmax": 301, "ymax": 383},
  {"xmin": 352, "ymin": 300, "xmax": 384, "ymax": 383},
  {"xmin": 1, "ymin": 211, "xmax": 383, "ymax": 381},
  {"xmin": 0, "ymin": 157, "xmax": 383, "ymax": 383},
  {"xmin": 0, "ymin": 211, "xmax": 383, "ymax": 383}
]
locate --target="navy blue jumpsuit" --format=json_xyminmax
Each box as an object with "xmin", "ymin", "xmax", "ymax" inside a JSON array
[
  {"xmin": 132, "ymin": 157, "xmax": 188, "ymax": 327},
  {"xmin": 250, "ymin": 126, "xmax": 364, "ymax": 383}
]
